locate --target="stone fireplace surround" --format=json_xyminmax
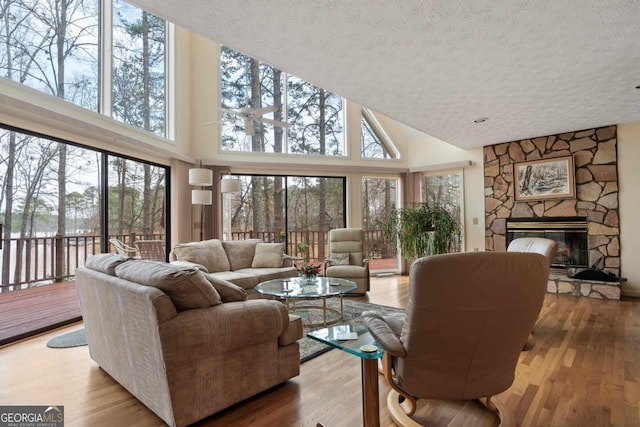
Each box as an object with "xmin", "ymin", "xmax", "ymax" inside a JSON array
[{"xmin": 484, "ymin": 125, "xmax": 621, "ymax": 300}]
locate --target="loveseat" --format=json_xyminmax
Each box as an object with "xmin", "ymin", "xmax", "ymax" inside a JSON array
[
  {"xmin": 169, "ymin": 239, "xmax": 298, "ymax": 299},
  {"xmin": 76, "ymin": 253, "xmax": 303, "ymax": 427}
]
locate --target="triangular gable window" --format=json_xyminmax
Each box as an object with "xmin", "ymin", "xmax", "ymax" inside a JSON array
[{"xmin": 360, "ymin": 107, "xmax": 399, "ymax": 159}]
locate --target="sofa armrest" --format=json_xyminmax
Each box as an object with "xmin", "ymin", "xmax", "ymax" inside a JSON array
[{"xmin": 159, "ymin": 299, "xmax": 291, "ymax": 365}]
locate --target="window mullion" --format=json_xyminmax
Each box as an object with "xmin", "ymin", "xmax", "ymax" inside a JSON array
[
  {"xmin": 99, "ymin": 0, "xmax": 113, "ymax": 117},
  {"xmin": 164, "ymin": 22, "xmax": 175, "ymax": 140}
]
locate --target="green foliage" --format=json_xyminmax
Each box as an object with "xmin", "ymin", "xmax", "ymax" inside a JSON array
[{"xmin": 382, "ymin": 203, "xmax": 459, "ymax": 260}]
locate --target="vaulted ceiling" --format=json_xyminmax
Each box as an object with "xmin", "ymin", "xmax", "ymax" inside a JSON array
[{"xmin": 129, "ymin": 1, "xmax": 640, "ymax": 148}]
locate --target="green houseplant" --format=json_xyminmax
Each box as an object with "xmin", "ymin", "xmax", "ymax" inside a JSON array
[{"xmin": 382, "ymin": 203, "xmax": 459, "ymax": 260}]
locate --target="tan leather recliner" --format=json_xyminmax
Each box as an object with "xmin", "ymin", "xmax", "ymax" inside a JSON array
[
  {"xmin": 364, "ymin": 252, "xmax": 550, "ymax": 426},
  {"xmin": 324, "ymin": 228, "xmax": 370, "ymax": 294}
]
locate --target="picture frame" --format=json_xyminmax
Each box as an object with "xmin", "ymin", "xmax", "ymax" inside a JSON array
[{"xmin": 514, "ymin": 155, "xmax": 575, "ymax": 201}]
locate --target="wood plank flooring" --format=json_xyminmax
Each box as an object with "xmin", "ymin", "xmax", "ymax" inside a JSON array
[{"xmin": 0, "ymin": 276, "xmax": 639, "ymax": 426}]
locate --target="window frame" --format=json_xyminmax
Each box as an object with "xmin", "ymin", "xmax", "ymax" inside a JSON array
[{"xmin": 361, "ymin": 107, "xmax": 400, "ymax": 160}]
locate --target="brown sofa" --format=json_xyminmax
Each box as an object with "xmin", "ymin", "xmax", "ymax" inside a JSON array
[
  {"xmin": 76, "ymin": 254, "xmax": 302, "ymax": 427},
  {"xmin": 169, "ymin": 239, "xmax": 298, "ymax": 299}
]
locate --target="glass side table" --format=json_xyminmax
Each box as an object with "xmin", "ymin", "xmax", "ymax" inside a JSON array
[{"xmin": 307, "ymin": 324, "xmax": 383, "ymax": 427}]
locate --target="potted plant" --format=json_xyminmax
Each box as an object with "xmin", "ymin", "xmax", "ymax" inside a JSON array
[{"xmin": 382, "ymin": 203, "xmax": 459, "ymax": 260}]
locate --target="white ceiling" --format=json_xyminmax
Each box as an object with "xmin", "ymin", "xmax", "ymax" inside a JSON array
[{"xmin": 129, "ymin": 0, "xmax": 640, "ymax": 149}]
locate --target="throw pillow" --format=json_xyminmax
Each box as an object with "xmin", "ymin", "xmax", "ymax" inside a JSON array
[
  {"xmin": 115, "ymin": 260, "xmax": 222, "ymax": 310},
  {"xmin": 222, "ymin": 239, "xmax": 261, "ymax": 270},
  {"xmin": 172, "ymin": 239, "xmax": 230, "ymax": 273},
  {"xmin": 330, "ymin": 253, "xmax": 350, "ymax": 265},
  {"xmin": 204, "ymin": 276, "xmax": 248, "ymax": 302},
  {"xmin": 251, "ymin": 243, "xmax": 285, "ymax": 268},
  {"xmin": 85, "ymin": 253, "xmax": 130, "ymax": 275}
]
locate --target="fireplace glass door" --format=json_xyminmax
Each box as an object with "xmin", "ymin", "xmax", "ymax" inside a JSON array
[{"xmin": 507, "ymin": 217, "xmax": 589, "ymax": 272}]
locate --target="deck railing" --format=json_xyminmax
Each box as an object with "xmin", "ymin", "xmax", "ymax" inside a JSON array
[
  {"xmin": 231, "ymin": 229, "xmax": 396, "ymax": 264},
  {"xmin": 0, "ymin": 233, "xmax": 164, "ymax": 291},
  {"xmin": 0, "ymin": 230, "xmax": 397, "ymax": 291}
]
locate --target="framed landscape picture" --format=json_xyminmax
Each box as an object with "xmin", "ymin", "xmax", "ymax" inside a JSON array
[{"xmin": 515, "ymin": 155, "xmax": 575, "ymax": 201}]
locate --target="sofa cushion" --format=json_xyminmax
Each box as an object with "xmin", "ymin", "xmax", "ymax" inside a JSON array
[
  {"xmin": 85, "ymin": 253, "xmax": 130, "ymax": 275},
  {"xmin": 209, "ymin": 271, "xmax": 260, "ymax": 290},
  {"xmin": 222, "ymin": 239, "xmax": 261, "ymax": 270},
  {"xmin": 172, "ymin": 239, "xmax": 230, "ymax": 273},
  {"xmin": 236, "ymin": 267, "xmax": 299, "ymax": 283},
  {"xmin": 251, "ymin": 243, "xmax": 284, "ymax": 268},
  {"xmin": 325, "ymin": 264, "xmax": 367, "ymax": 279},
  {"xmin": 204, "ymin": 275, "xmax": 248, "ymax": 302},
  {"xmin": 115, "ymin": 260, "xmax": 222, "ymax": 310}
]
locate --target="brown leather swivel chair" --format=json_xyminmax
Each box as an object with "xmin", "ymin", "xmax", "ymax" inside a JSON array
[{"xmin": 364, "ymin": 252, "xmax": 550, "ymax": 426}]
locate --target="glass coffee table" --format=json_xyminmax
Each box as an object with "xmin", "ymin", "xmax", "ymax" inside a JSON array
[
  {"xmin": 308, "ymin": 324, "xmax": 383, "ymax": 427},
  {"xmin": 255, "ymin": 277, "xmax": 357, "ymax": 326}
]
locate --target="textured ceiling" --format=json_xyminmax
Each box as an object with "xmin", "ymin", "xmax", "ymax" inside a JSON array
[{"xmin": 128, "ymin": 0, "xmax": 640, "ymax": 148}]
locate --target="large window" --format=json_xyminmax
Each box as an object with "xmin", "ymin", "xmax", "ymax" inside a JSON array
[
  {"xmin": 220, "ymin": 46, "xmax": 345, "ymax": 156},
  {"xmin": 112, "ymin": 0, "xmax": 166, "ymax": 136},
  {"xmin": 0, "ymin": 126, "xmax": 168, "ymax": 291},
  {"xmin": 224, "ymin": 174, "xmax": 346, "ymax": 262},
  {"xmin": 0, "ymin": 0, "xmax": 99, "ymax": 110},
  {"xmin": 0, "ymin": 0, "xmax": 168, "ymax": 137}
]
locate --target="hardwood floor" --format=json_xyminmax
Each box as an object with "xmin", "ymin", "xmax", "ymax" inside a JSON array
[{"xmin": 1, "ymin": 276, "xmax": 638, "ymax": 426}]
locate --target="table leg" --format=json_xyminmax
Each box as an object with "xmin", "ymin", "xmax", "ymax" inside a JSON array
[
  {"xmin": 361, "ymin": 358, "xmax": 380, "ymax": 427},
  {"xmin": 322, "ymin": 298, "xmax": 327, "ymax": 326}
]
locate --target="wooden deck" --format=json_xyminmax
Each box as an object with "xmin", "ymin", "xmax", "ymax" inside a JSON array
[{"xmin": 0, "ymin": 281, "xmax": 81, "ymax": 346}]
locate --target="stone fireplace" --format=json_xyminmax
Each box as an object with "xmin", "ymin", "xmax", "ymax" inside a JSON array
[{"xmin": 484, "ymin": 125, "xmax": 621, "ymax": 299}]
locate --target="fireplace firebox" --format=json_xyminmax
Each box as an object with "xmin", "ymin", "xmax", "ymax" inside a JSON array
[{"xmin": 506, "ymin": 217, "xmax": 588, "ymax": 273}]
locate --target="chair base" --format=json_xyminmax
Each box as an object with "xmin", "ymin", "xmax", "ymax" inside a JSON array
[{"xmin": 386, "ymin": 391, "xmax": 516, "ymax": 427}]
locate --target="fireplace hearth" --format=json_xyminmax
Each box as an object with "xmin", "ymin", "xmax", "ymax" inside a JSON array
[{"xmin": 506, "ymin": 217, "xmax": 588, "ymax": 273}]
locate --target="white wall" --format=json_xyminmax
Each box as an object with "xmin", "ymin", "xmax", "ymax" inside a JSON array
[{"xmin": 617, "ymin": 122, "xmax": 640, "ymax": 297}]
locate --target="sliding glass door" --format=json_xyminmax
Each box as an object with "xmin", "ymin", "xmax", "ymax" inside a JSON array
[
  {"xmin": 0, "ymin": 125, "xmax": 168, "ymax": 291},
  {"xmin": 362, "ymin": 177, "xmax": 399, "ymax": 272},
  {"xmin": 224, "ymin": 174, "xmax": 346, "ymax": 263},
  {"xmin": 422, "ymin": 170, "xmax": 464, "ymax": 252}
]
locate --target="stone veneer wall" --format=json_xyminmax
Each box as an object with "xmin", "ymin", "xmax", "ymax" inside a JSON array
[{"xmin": 484, "ymin": 125, "xmax": 620, "ymax": 290}]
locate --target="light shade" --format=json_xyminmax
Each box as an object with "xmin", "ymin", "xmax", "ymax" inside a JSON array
[
  {"xmin": 191, "ymin": 189, "xmax": 212, "ymax": 205},
  {"xmin": 221, "ymin": 178, "xmax": 241, "ymax": 193},
  {"xmin": 189, "ymin": 168, "xmax": 213, "ymax": 186}
]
